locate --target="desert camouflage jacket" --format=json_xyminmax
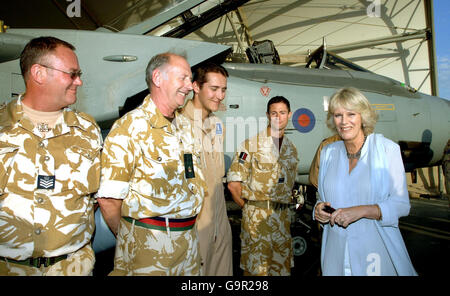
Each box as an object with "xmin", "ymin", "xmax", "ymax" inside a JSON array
[
  {"xmin": 97, "ymin": 95, "xmax": 206, "ymax": 219},
  {"xmin": 0, "ymin": 98, "xmax": 102, "ymax": 260},
  {"xmin": 227, "ymin": 128, "xmax": 298, "ymax": 203}
]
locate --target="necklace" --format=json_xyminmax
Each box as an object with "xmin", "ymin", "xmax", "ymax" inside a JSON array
[{"xmin": 346, "ymin": 136, "xmax": 366, "ymax": 159}]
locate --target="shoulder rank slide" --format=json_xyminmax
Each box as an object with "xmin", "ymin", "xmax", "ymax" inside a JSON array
[{"xmin": 184, "ymin": 153, "xmax": 195, "ymax": 179}]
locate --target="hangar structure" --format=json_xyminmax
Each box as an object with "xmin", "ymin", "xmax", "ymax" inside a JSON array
[
  {"xmin": 0, "ymin": 1, "xmax": 448, "ymax": 274},
  {"xmin": 1, "ymin": 0, "xmax": 439, "ymax": 97}
]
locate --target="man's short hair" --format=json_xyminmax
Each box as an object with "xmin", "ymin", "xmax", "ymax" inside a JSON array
[
  {"xmin": 193, "ymin": 62, "xmax": 228, "ymax": 88},
  {"xmin": 145, "ymin": 51, "xmax": 188, "ymax": 90},
  {"xmin": 267, "ymin": 96, "xmax": 291, "ymax": 113},
  {"xmin": 20, "ymin": 36, "xmax": 76, "ymax": 80}
]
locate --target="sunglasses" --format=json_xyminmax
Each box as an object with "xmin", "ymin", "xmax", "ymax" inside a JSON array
[{"xmin": 39, "ymin": 64, "xmax": 82, "ymax": 80}]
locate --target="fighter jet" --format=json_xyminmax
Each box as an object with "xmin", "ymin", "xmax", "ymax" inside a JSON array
[
  {"xmin": 0, "ymin": 0, "xmax": 448, "ymax": 254},
  {"xmin": 1, "ymin": 29, "xmax": 447, "ymax": 181}
]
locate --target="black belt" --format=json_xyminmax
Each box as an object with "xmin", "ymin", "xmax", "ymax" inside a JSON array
[
  {"xmin": 245, "ymin": 199, "xmax": 291, "ymax": 210},
  {"xmin": 0, "ymin": 255, "xmax": 68, "ymax": 268}
]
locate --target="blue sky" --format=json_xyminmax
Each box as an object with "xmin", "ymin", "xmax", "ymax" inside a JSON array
[{"xmin": 434, "ymin": 0, "xmax": 450, "ymax": 99}]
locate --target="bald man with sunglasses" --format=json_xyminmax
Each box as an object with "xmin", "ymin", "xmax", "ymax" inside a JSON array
[{"xmin": 0, "ymin": 36, "xmax": 102, "ymax": 275}]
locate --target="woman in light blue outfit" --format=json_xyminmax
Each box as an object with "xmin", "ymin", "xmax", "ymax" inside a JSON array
[{"xmin": 314, "ymin": 87, "xmax": 417, "ymax": 276}]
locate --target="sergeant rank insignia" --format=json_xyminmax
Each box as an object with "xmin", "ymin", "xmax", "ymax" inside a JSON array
[{"xmin": 37, "ymin": 175, "xmax": 55, "ymax": 189}]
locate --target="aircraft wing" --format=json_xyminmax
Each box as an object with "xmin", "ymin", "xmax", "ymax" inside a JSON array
[{"xmin": 0, "ymin": 28, "xmax": 231, "ymax": 124}]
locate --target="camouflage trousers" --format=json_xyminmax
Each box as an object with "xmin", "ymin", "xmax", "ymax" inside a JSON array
[
  {"xmin": 0, "ymin": 243, "xmax": 95, "ymax": 276},
  {"xmin": 240, "ymin": 203, "xmax": 292, "ymax": 276},
  {"xmin": 109, "ymin": 217, "xmax": 201, "ymax": 276}
]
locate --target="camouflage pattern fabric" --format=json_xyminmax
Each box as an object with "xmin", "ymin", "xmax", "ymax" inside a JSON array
[
  {"xmin": 240, "ymin": 204, "xmax": 292, "ymax": 275},
  {"xmin": 227, "ymin": 128, "xmax": 298, "ymax": 202},
  {"xmin": 0, "ymin": 98, "xmax": 102, "ymax": 274},
  {"xmin": 179, "ymin": 99, "xmax": 233, "ymax": 275},
  {"xmin": 97, "ymin": 95, "xmax": 207, "ymax": 275},
  {"xmin": 308, "ymin": 134, "xmax": 341, "ymax": 188},
  {"xmin": 227, "ymin": 128, "xmax": 298, "ymax": 275},
  {"xmin": 0, "ymin": 243, "xmax": 95, "ymax": 276},
  {"xmin": 109, "ymin": 217, "xmax": 200, "ymax": 275}
]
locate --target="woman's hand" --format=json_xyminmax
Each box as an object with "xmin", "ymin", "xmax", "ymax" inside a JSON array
[
  {"xmin": 330, "ymin": 206, "xmax": 372, "ymax": 228},
  {"xmin": 314, "ymin": 202, "xmax": 332, "ymax": 224}
]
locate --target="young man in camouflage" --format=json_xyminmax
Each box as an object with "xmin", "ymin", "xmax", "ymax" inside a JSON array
[
  {"xmin": 97, "ymin": 53, "xmax": 207, "ymax": 275},
  {"xmin": 0, "ymin": 37, "xmax": 102, "ymax": 275},
  {"xmin": 227, "ymin": 96, "xmax": 298, "ymax": 276},
  {"xmin": 179, "ymin": 63, "xmax": 233, "ymax": 275}
]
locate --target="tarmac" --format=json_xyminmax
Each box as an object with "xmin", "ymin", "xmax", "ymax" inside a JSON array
[{"xmin": 399, "ymin": 195, "xmax": 450, "ymax": 276}]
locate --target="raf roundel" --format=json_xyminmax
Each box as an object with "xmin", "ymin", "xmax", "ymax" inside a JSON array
[{"xmin": 292, "ymin": 108, "xmax": 316, "ymax": 133}]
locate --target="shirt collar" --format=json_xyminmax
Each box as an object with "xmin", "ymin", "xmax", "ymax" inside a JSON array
[
  {"xmin": 140, "ymin": 94, "xmax": 183, "ymax": 135},
  {"xmin": 1, "ymin": 96, "xmax": 83, "ymax": 134},
  {"xmin": 182, "ymin": 99, "xmax": 219, "ymax": 132}
]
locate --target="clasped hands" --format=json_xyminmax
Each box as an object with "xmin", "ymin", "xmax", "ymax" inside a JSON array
[{"xmin": 315, "ymin": 202, "xmax": 364, "ymax": 228}]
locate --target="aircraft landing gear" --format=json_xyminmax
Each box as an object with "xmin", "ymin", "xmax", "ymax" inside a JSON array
[{"xmin": 293, "ymin": 235, "xmax": 308, "ymax": 256}]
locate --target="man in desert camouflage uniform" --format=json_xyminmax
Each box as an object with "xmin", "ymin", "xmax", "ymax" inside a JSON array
[
  {"xmin": 227, "ymin": 96, "xmax": 298, "ymax": 276},
  {"xmin": 97, "ymin": 52, "xmax": 207, "ymax": 275},
  {"xmin": 179, "ymin": 63, "xmax": 233, "ymax": 275},
  {"xmin": 0, "ymin": 37, "xmax": 102, "ymax": 275}
]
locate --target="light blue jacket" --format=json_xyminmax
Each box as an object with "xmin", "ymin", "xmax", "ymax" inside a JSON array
[{"xmin": 317, "ymin": 133, "xmax": 417, "ymax": 276}]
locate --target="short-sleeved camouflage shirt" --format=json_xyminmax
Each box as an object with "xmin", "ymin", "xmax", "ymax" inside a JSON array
[
  {"xmin": 0, "ymin": 98, "xmax": 102, "ymax": 260},
  {"xmin": 97, "ymin": 95, "xmax": 206, "ymax": 219},
  {"xmin": 227, "ymin": 128, "xmax": 298, "ymax": 203}
]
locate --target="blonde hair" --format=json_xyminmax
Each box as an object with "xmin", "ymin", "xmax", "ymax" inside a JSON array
[{"xmin": 326, "ymin": 87, "xmax": 378, "ymax": 136}]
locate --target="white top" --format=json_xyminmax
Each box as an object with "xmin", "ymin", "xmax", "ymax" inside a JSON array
[{"xmin": 317, "ymin": 133, "xmax": 417, "ymax": 276}]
